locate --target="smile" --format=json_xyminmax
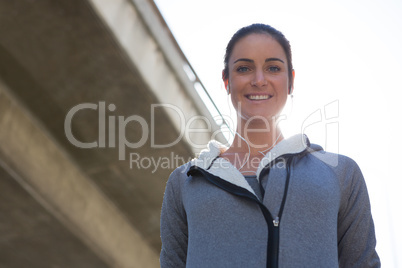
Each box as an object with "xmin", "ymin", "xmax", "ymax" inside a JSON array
[{"xmin": 246, "ymin": 94, "xmax": 271, "ymax": 100}]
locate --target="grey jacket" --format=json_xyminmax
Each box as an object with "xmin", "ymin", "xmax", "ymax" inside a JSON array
[{"xmin": 160, "ymin": 134, "xmax": 380, "ymax": 267}]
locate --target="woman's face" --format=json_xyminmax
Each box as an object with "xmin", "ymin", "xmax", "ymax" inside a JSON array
[{"xmin": 227, "ymin": 33, "xmax": 293, "ymax": 123}]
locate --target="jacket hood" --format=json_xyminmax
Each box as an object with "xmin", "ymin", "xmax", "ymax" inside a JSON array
[{"xmin": 190, "ymin": 134, "xmax": 313, "ymax": 196}]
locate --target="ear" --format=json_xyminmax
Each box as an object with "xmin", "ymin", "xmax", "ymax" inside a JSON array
[
  {"xmin": 288, "ymin": 69, "xmax": 295, "ymax": 95},
  {"xmin": 222, "ymin": 71, "xmax": 230, "ymax": 94}
]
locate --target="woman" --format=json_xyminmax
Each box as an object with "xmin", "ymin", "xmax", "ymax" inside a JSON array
[{"xmin": 160, "ymin": 23, "xmax": 380, "ymax": 268}]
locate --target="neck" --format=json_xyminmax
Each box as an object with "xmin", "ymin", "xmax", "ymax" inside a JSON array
[{"xmin": 229, "ymin": 116, "xmax": 283, "ymax": 155}]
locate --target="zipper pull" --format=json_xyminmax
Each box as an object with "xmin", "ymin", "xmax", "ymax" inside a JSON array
[{"xmin": 273, "ymin": 216, "xmax": 279, "ymax": 227}]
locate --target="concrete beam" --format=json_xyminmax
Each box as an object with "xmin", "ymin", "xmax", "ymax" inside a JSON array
[
  {"xmin": 88, "ymin": 0, "xmax": 225, "ymax": 153},
  {"xmin": 0, "ymin": 80, "xmax": 159, "ymax": 267}
]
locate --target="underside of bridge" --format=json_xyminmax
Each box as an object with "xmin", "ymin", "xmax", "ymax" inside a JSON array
[{"xmin": 0, "ymin": 1, "xmax": 223, "ymax": 267}]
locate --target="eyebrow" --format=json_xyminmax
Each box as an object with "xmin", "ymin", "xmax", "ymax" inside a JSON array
[{"xmin": 233, "ymin": 57, "xmax": 285, "ymax": 64}]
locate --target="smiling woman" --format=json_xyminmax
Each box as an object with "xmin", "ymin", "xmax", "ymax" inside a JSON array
[
  {"xmin": 160, "ymin": 24, "xmax": 381, "ymax": 268},
  {"xmin": 222, "ymin": 33, "xmax": 291, "ymax": 169}
]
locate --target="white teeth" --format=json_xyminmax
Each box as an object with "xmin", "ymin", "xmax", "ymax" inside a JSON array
[{"xmin": 247, "ymin": 95, "xmax": 269, "ymax": 100}]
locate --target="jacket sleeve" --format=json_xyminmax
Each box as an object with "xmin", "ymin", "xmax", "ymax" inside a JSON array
[
  {"xmin": 160, "ymin": 168, "xmax": 188, "ymax": 268},
  {"xmin": 337, "ymin": 160, "xmax": 380, "ymax": 267}
]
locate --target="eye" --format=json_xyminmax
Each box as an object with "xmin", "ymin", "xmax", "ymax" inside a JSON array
[
  {"xmin": 268, "ymin": 66, "xmax": 281, "ymax": 72},
  {"xmin": 236, "ymin": 66, "xmax": 250, "ymax": 72}
]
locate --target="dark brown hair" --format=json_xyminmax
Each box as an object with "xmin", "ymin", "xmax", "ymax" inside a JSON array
[{"xmin": 222, "ymin": 23, "xmax": 293, "ymax": 90}]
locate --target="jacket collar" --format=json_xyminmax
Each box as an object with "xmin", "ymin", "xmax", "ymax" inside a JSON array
[{"xmin": 190, "ymin": 134, "xmax": 310, "ymax": 196}]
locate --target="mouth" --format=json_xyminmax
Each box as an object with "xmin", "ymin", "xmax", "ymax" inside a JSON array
[{"xmin": 245, "ymin": 94, "xmax": 272, "ymax": 100}]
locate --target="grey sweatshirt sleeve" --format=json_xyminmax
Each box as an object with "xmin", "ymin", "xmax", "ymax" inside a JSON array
[
  {"xmin": 160, "ymin": 167, "xmax": 188, "ymax": 268},
  {"xmin": 337, "ymin": 159, "xmax": 380, "ymax": 267}
]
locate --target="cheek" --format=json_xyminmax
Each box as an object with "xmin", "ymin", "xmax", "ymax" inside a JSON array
[
  {"xmin": 273, "ymin": 75, "xmax": 290, "ymax": 93},
  {"xmin": 228, "ymin": 79, "xmax": 240, "ymax": 98},
  {"xmin": 229, "ymin": 73, "xmax": 249, "ymax": 86},
  {"xmin": 230, "ymin": 92, "xmax": 239, "ymax": 108}
]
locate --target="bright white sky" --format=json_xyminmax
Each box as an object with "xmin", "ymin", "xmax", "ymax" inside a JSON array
[{"xmin": 154, "ymin": 0, "xmax": 402, "ymax": 266}]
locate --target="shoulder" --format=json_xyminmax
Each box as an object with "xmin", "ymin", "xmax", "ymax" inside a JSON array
[
  {"xmin": 304, "ymin": 143, "xmax": 361, "ymax": 173},
  {"xmin": 165, "ymin": 162, "xmax": 192, "ymax": 191},
  {"xmin": 169, "ymin": 162, "xmax": 192, "ymax": 178},
  {"xmin": 302, "ymin": 144, "xmax": 366, "ymax": 193}
]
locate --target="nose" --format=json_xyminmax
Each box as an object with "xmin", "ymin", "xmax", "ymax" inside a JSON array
[{"xmin": 251, "ymin": 69, "xmax": 267, "ymax": 87}]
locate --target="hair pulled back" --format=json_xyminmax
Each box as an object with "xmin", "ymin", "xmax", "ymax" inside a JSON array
[{"xmin": 223, "ymin": 23, "xmax": 294, "ymax": 90}]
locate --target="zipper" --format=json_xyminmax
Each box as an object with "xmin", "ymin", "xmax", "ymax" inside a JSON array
[
  {"xmin": 273, "ymin": 216, "xmax": 280, "ymax": 227},
  {"xmin": 269, "ymin": 156, "xmax": 293, "ymax": 268},
  {"xmin": 187, "ymin": 156, "xmax": 293, "ymax": 268}
]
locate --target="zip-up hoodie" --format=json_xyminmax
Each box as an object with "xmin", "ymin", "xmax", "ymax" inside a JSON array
[{"xmin": 160, "ymin": 134, "xmax": 380, "ymax": 268}]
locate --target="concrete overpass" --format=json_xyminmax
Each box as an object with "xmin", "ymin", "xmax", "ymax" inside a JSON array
[{"xmin": 0, "ymin": 0, "xmax": 225, "ymax": 267}]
